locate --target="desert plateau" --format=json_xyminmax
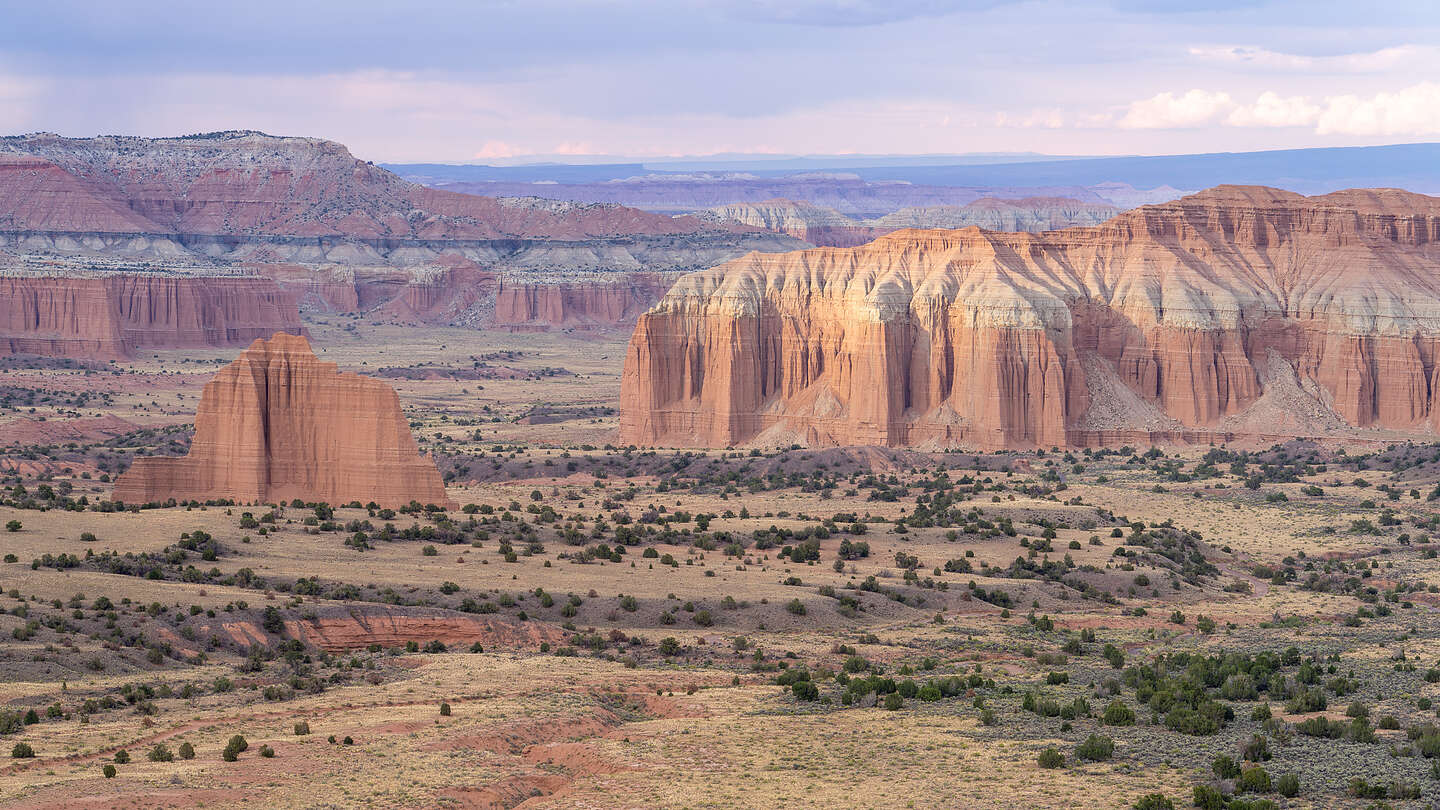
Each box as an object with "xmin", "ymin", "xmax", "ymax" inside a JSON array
[{"xmin": 5, "ymin": 2, "xmax": 1440, "ymax": 809}]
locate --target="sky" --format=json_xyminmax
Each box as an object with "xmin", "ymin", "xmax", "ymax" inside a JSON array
[{"xmin": 1, "ymin": 0, "xmax": 1439, "ymax": 163}]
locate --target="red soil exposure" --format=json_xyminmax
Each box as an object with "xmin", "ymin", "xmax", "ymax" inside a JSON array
[
  {"xmin": 2, "ymin": 788, "xmax": 254, "ymax": 810},
  {"xmin": 429, "ymin": 715, "xmax": 619, "ymax": 755},
  {"xmin": 440, "ymin": 774, "xmax": 572, "ymax": 810},
  {"xmin": 280, "ymin": 609, "xmax": 566, "ymax": 652},
  {"xmin": 0, "ymin": 414, "xmax": 136, "ymax": 446}
]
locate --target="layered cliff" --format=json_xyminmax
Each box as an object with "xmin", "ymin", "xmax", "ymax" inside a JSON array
[
  {"xmin": 114, "ymin": 333, "xmax": 449, "ymax": 507},
  {"xmin": 870, "ymin": 197, "xmax": 1120, "ymax": 233},
  {"xmin": 0, "ymin": 132, "xmax": 800, "ymax": 270},
  {"xmin": 622, "ymin": 186, "xmax": 1440, "ymax": 449},
  {"xmin": 703, "ymin": 197, "xmax": 1122, "ymax": 248},
  {"xmin": 0, "ymin": 274, "xmax": 303, "ymax": 359},
  {"xmin": 493, "ymin": 274, "xmax": 677, "ymax": 329}
]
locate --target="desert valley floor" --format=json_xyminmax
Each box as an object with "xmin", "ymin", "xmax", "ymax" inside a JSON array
[{"xmin": 2, "ymin": 318, "xmax": 1440, "ymax": 808}]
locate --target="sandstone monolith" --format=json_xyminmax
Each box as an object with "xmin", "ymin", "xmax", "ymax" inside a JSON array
[{"xmin": 114, "ymin": 333, "xmax": 449, "ymax": 507}]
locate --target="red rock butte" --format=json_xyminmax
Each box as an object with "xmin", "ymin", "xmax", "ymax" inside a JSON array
[
  {"xmin": 114, "ymin": 333, "xmax": 450, "ymax": 507},
  {"xmin": 0, "ymin": 274, "xmax": 304, "ymax": 360},
  {"xmin": 621, "ymin": 186, "xmax": 1440, "ymax": 449}
]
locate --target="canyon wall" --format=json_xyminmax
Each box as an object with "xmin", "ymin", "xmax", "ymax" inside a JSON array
[
  {"xmin": 493, "ymin": 274, "xmax": 678, "ymax": 329},
  {"xmin": 263, "ymin": 261, "xmax": 676, "ymax": 330},
  {"xmin": 0, "ymin": 275, "xmax": 303, "ymax": 359},
  {"xmin": 622, "ymin": 186, "xmax": 1440, "ymax": 449},
  {"xmin": 114, "ymin": 333, "xmax": 449, "ymax": 507}
]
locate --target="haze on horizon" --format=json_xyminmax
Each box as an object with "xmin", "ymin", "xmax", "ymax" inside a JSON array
[{"xmin": 2, "ymin": 0, "xmax": 1439, "ymax": 163}]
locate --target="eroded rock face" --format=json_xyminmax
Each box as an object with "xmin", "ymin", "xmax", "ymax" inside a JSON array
[
  {"xmin": 493, "ymin": 274, "xmax": 677, "ymax": 330},
  {"xmin": 0, "ymin": 274, "xmax": 303, "ymax": 359},
  {"xmin": 621, "ymin": 186, "xmax": 1440, "ymax": 449},
  {"xmin": 703, "ymin": 197, "xmax": 1120, "ymax": 248},
  {"xmin": 114, "ymin": 333, "xmax": 449, "ymax": 506}
]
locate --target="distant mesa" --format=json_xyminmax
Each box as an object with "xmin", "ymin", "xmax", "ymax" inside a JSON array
[
  {"xmin": 113, "ymin": 333, "xmax": 450, "ymax": 508},
  {"xmin": 0, "ymin": 132, "xmax": 796, "ymax": 267},
  {"xmin": 0, "ymin": 274, "xmax": 304, "ymax": 360},
  {"xmin": 622, "ymin": 185, "xmax": 1440, "ymax": 449},
  {"xmin": 699, "ymin": 197, "xmax": 1121, "ymax": 247}
]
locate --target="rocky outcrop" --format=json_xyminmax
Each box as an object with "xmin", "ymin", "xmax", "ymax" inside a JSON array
[
  {"xmin": 0, "ymin": 274, "xmax": 303, "ymax": 359},
  {"xmin": 621, "ymin": 186, "xmax": 1440, "ymax": 449},
  {"xmin": 701, "ymin": 200, "xmax": 888, "ymax": 247},
  {"xmin": 113, "ymin": 332, "xmax": 449, "ymax": 506},
  {"xmin": 870, "ymin": 197, "xmax": 1120, "ymax": 233},
  {"xmin": 703, "ymin": 197, "xmax": 1121, "ymax": 248}
]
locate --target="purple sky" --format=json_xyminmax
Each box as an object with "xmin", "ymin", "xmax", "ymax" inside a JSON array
[{"xmin": 1, "ymin": 0, "xmax": 1438, "ymax": 162}]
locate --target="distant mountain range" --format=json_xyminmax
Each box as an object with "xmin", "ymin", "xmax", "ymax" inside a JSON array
[{"xmin": 386, "ymin": 142, "xmax": 1440, "ymax": 216}]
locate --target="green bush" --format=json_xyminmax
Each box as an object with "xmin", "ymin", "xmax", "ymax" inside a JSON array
[
  {"xmin": 1275, "ymin": 772, "xmax": 1300, "ymax": 798},
  {"xmin": 1103, "ymin": 699, "xmax": 1136, "ymax": 726},
  {"xmin": 147, "ymin": 743, "xmax": 174, "ymax": 762},
  {"xmin": 222, "ymin": 734, "xmax": 248, "ymax": 762},
  {"xmin": 1132, "ymin": 794, "xmax": 1174, "ymax": 810},
  {"xmin": 1192, "ymin": 785, "xmax": 1224, "ymax": 810},
  {"xmin": 1237, "ymin": 765, "xmax": 1271, "ymax": 793},
  {"xmin": 294, "ymin": 721, "xmax": 310, "ymax": 735},
  {"xmin": 1075, "ymin": 734, "xmax": 1114, "ymax": 762},
  {"xmin": 1240, "ymin": 734, "xmax": 1271, "ymax": 762},
  {"xmin": 882, "ymin": 693, "xmax": 904, "ymax": 711},
  {"xmin": 102, "ymin": 763, "xmax": 117, "ymax": 778},
  {"xmin": 1211, "ymin": 755, "xmax": 1240, "ymax": 779},
  {"xmin": 178, "ymin": 742, "xmax": 194, "ymax": 760},
  {"xmin": 1037, "ymin": 747, "xmax": 1065, "ymax": 769},
  {"xmin": 114, "ymin": 749, "xmax": 130, "ymax": 764},
  {"xmin": 259, "ymin": 744, "xmax": 275, "ymax": 758},
  {"xmin": 11, "ymin": 742, "xmax": 33, "ymax": 758},
  {"xmin": 439, "ymin": 702, "xmax": 451, "ymax": 716}
]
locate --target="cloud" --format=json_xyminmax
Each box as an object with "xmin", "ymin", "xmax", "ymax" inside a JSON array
[
  {"xmin": 1317, "ymin": 82, "xmax": 1440, "ymax": 136},
  {"xmin": 473, "ymin": 141, "xmax": 520, "ymax": 160},
  {"xmin": 1188, "ymin": 44, "xmax": 1431, "ymax": 73},
  {"xmin": 1118, "ymin": 90, "xmax": 1234, "ymax": 129},
  {"xmin": 1111, "ymin": 83, "xmax": 1440, "ymax": 136},
  {"xmin": 1225, "ymin": 92, "xmax": 1319, "ymax": 127}
]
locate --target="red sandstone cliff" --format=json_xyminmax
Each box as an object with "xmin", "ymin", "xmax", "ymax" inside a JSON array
[
  {"xmin": 263, "ymin": 260, "xmax": 676, "ymax": 331},
  {"xmin": 493, "ymin": 274, "xmax": 677, "ymax": 329},
  {"xmin": 113, "ymin": 333, "xmax": 449, "ymax": 507},
  {"xmin": 621, "ymin": 186, "xmax": 1440, "ymax": 449},
  {"xmin": 0, "ymin": 275, "xmax": 303, "ymax": 359}
]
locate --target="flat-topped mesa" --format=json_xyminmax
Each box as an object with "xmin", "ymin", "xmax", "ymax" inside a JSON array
[
  {"xmin": 114, "ymin": 333, "xmax": 450, "ymax": 507},
  {"xmin": 621, "ymin": 186, "xmax": 1440, "ymax": 449},
  {"xmin": 0, "ymin": 274, "xmax": 304, "ymax": 360}
]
